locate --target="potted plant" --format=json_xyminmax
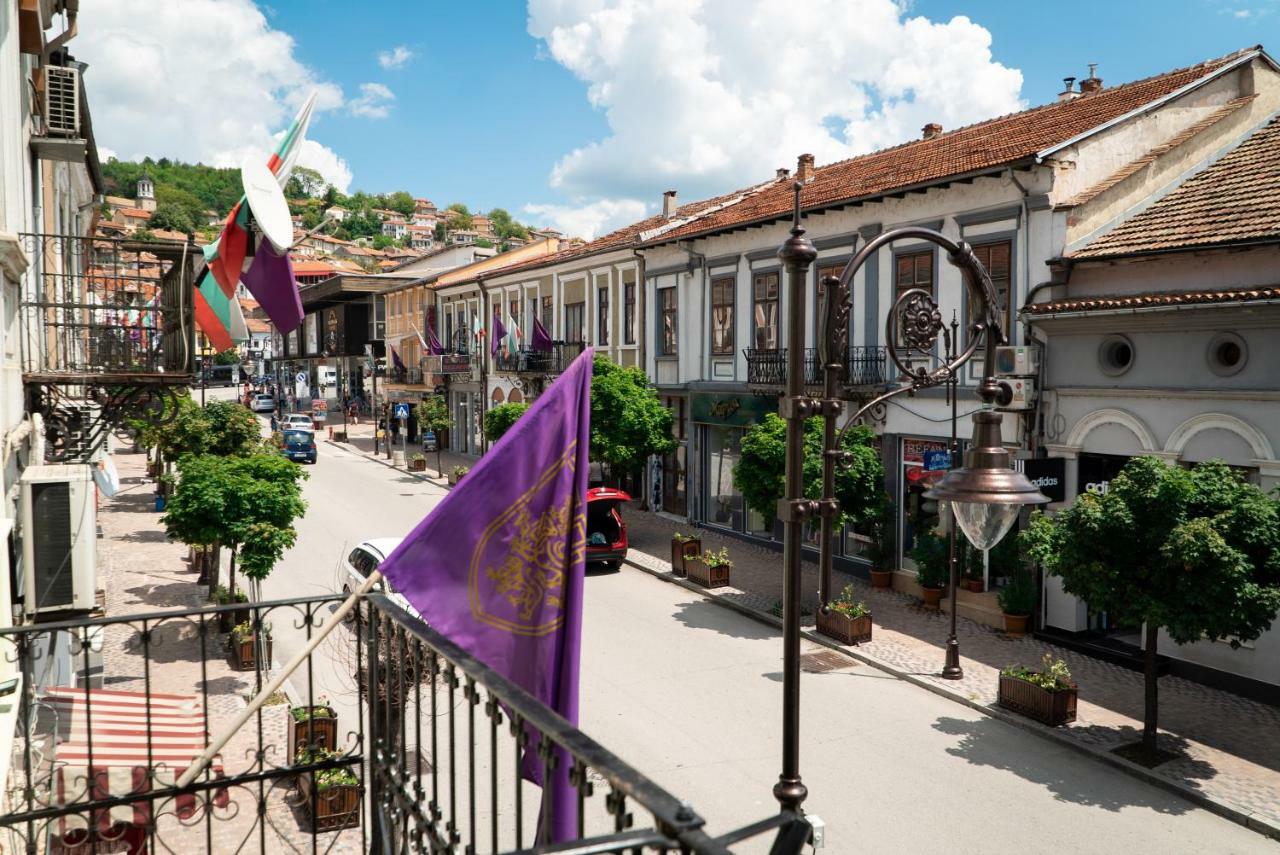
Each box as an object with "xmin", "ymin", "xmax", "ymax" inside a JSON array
[
  {"xmin": 866, "ymin": 500, "xmax": 895, "ymax": 589},
  {"xmin": 910, "ymin": 530, "xmax": 948, "ymax": 609},
  {"xmin": 210, "ymin": 586, "xmax": 251, "ymax": 633},
  {"xmin": 230, "ymin": 620, "xmax": 272, "ymax": 671},
  {"xmin": 295, "ymin": 747, "xmax": 361, "ymax": 831},
  {"xmin": 962, "ymin": 565, "xmax": 985, "ymax": 593},
  {"xmin": 998, "ymin": 653, "xmax": 1078, "ymax": 726},
  {"xmin": 409, "ymin": 453, "xmax": 427, "ymax": 472},
  {"xmin": 997, "ymin": 566, "xmax": 1037, "ymax": 636},
  {"xmin": 448, "ymin": 465, "xmax": 469, "ymax": 485},
  {"xmin": 289, "ymin": 699, "xmax": 338, "ymax": 758},
  {"xmin": 816, "ymin": 584, "xmax": 873, "ymax": 644},
  {"xmin": 688, "ymin": 546, "xmax": 732, "ymax": 589},
  {"xmin": 670, "ymin": 532, "xmax": 701, "ymax": 578}
]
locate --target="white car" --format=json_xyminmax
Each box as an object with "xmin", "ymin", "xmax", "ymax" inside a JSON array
[
  {"xmin": 251, "ymin": 394, "xmax": 276, "ymax": 413},
  {"xmin": 282, "ymin": 413, "xmax": 314, "ymax": 431},
  {"xmin": 342, "ymin": 538, "xmax": 418, "ymax": 619}
]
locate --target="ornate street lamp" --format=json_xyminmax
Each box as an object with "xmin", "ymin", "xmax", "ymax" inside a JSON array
[{"xmin": 771, "ymin": 184, "xmax": 1048, "ymax": 818}]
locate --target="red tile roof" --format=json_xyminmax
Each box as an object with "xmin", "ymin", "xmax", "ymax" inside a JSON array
[
  {"xmin": 1071, "ymin": 112, "xmax": 1280, "ymax": 259},
  {"xmin": 118, "ymin": 208, "xmax": 152, "ymax": 219},
  {"xmin": 292, "ymin": 260, "xmax": 337, "ymax": 275},
  {"xmin": 1022, "ymin": 286, "xmax": 1280, "ymax": 315},
  {"xmin": 642, "ymin": 47, "xmax": 1255, "ymax": 245}
]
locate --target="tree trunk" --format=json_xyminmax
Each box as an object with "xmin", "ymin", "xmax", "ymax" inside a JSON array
[
  {"xmin": 1143, "ymin": 622, "xmax": 1159, "ymax": 756},
  {"xmin": 437, "ymin": 446, "xmax": 443, "ymax": 479},
  {"xmin": 228, "ymin": 545, "xmax": 238, "ymax": 601}
]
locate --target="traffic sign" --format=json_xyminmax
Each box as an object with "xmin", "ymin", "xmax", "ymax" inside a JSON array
[
  {"xmin": 923, "ymin": 449, "xmax": 952, "ymax": 471},
  {"xmin": 394, "ymin": 403, "xmax": 410, "ymax": 420},
  {"xmin": 295, "ymin": 372, "xmax": 307, "ymax": 385}
]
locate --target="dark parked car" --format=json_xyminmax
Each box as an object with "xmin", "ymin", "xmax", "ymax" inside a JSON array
[
  {"xmin": 280, "ymin": 428, "xmax": 317, "ymax": 464},
  {"xmin": 585, "ymin": 487, "xmax": 630, "ymax": 569}
]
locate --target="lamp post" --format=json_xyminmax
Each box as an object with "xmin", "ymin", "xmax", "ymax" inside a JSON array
[{"xmin": 773, "ymin": 184, "xmax": 1049, "ymax": 820}]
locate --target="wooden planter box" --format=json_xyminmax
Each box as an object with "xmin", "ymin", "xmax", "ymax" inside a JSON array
[
  {"xmin": 670, "ymin": 538, "xmax": 700, "ymax": 578},
  {"xmin": 409, "ymin": 458, "xmax": 426, "ymax": 471},
  {"xmin": 332, "ymin": 431, "xmax": 347, "ymax": 442},
  {"xmin": 963, "ymin": 578, "xmax": 985, "ymax": 593},
  {"xmin": 297, "ymin": 770, "xmax": 361, "ymax": 832},
  {"xmin": 687, "ymin": 558, "xmax": 730, "ymax": 589},
  {"xmin": 289, "ymin": 706, "xmax": 339, "ymax": 757},
  {"xmin": 816, "ymin": 609, "xmax": 873, "ymax": 644},
  {"xmin": 997, "ymin": 674, "xmax": 1078, "ymax": 727},
  {"xmin": 218, "ymin": 605, "xmax": 251, "ymax": 634},
  {"xmin": 448, "ymin": 471, "xmax": 466, "ymax": 485},
  {"xmin": 230, "ymin": 633, "xmax": 271, "ymax": 671},
  {"xmin": 868, "ymin": 569, "xmax": 893, "ymax": 589}
]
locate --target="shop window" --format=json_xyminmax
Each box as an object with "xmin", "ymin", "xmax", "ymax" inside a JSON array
[
  {"xmin": 1207, "ymin": 332, "xmax": 1247, "ymax": 377},
  {"xmin": 899, "ymin": 438, "xmax": 951, "ymax": 570},
  {"xmin": 705, "ymin": 426, "xmax": 743, "ymax": 528},
  {"xmin": 1098, "ymin": 334, "xmax": 1134, "ymax": 376}
]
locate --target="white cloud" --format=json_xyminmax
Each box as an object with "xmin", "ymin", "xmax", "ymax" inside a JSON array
[
  {"xmin": 523, "ymin": 198, "xmax": 648, "ymax": 241},
  {"xmin": 527, "ymin": 0, "xmax": 1023, "ymax": 211},
  {"xmin": 377, "ymin": 45, "xmax": 415, "ymax": 69},
  {"xmin": 349, "ymin": 83, "xmax": 395, "ymax": 119},
  {"xmin": 76, "ymin": 0, "xmax": 354, "ymax": 191}
]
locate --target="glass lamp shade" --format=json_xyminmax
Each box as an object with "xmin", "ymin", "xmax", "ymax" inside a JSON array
[
  {"xmin": 924, "ymin": 410, "xmax": 1049, "ymax": 550},
  {"xmin": 951, "ymin": 501, "xmax": 1022, "ymax": 551}
]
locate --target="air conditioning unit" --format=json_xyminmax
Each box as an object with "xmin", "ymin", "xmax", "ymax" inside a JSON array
[
  {"xmin": 21, "ymin": 465, "xmax": 96, "ymax": 616},
  {"xmin": 995, "ymin": 345, "xmax": 1040, "ymax": 376},
  {"xmin": 998, "ymin": 377, "xmax": 1038, "ymax": 411},
  {"xmin": 44, "ymin": 66, "xmax": 81, "ymax": 137}
]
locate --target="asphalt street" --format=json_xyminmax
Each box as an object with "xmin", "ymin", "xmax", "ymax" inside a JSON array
[{"xmin": 253, "ymin": 419, "xmax": 1274, "ymax": 854}]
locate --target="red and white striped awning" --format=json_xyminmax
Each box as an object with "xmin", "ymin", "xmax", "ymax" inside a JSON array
[{"xmin": 42, "ymin": 687, "xmax": 226, "ymax": 837}]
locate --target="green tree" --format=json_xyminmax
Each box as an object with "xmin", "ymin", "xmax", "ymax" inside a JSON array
[
  {"xmin": 475, "ymin": 238, "xmax": 494, "ymax": 249},
  {"xmin": 415, "ymin": 396, "xmax": 451, "ymax": 477},
  {"xmin": 733, "ymin": 415, "xmax": 885, "ymax": 529},
  {"xmin": 161, "ymin": 454, "xmax": 231, "ymax": 586},
  {"xmin": 387, "ymin": 191, "xmax": 416, "ymax": 217},
  {"xmin": 445, "ymin": 203, "xmax": 472, "ymax": 232},
  {"xmin": 372, "ymin": 234, "xmax": 394, "ymax": 250},
  {"xmin": 213, "ymin": 348, "xmax": 240, "ymax": 366},
  {"xmin": 488, "ymin": 208, "xmax": 529, "ymax": 240},
  {"xmin": 284, "ymin": 166, "xmax": 326, "ymax": 199},
  {"xmin": 590, "ymin": 356, "xmax": 675, "ymax": 481},
  {"xmin": 484, "ymin": 401, "xmax": 529, "ymax": 444},
  {"xmin": 434, "ymin": 222, "xmax": 447, "ymax": 243},
  {"xmin": 147, "ymin": 203, "xmax": 195, "ymax": 235},
  {"xmin": 1021, "ymin": 457, "xmax": 1280, "ymax": 758},
  {"xmin": 323, "ymin": 184, "xmax": 340, "ymax": 206},
  {"xmin": 158, "ymin": 399, "xmax": 260, "ymax": 463}
]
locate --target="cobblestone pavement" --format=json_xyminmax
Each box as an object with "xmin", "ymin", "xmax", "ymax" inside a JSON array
[
  {"xmin": 622, "ymin": 506, "xmax": 1280, "ymax": 837},
  {"xmin": 68, "ymin": 442, "xmax": 365, "ymax": 853}
]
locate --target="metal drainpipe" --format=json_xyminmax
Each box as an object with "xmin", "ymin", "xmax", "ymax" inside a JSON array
[
  {"xmin": 1007, "ymin": 167, "xmax": 1040, "ymax": 453},
  {"xmin": 630, "ymin": 246, "xmax": 653, "ymax": 510},
  {"xmin": 479, "ymin": 277, "xmax": 490, "ymax": 455}
]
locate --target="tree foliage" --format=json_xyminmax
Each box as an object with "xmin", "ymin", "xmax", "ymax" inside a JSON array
[
  {"xmin": 284, "ymin": 166, "xmax": 326, "ymax": 199},
  {"xmin": 158, "ymin": 400, "xmax": 261, "ymax": 462},
  {"xmin": 445, "ymin": 202, "xmax": 473, "ymax": 232},
  {"xmin": 147, "ymin": 203, "xmax": 196, "ymax": 235},
  {"xmin": 414, "ymin": 396, "xmax": 451, "ymax": 434},
  {"xmin": 589, "ymin": 356, "xmax": 675, "ymax": 475},
  {"xmin": 484, "ymin": 402, "xmax": 530, "ymax": 443},
  {"xmin": 386, "ymin": 191, "xmax": 416, "ymax": 217},
  {"xmin": 488, "ymin": 208, "xmax": 529, "ymax": 240},
  {"xmin": 1021, "ymin": 456, "xmax": 1280, "ymax": 754},
  {"xmin": 733, "ymin": 415, "xmax": 885, "ymax": 528}
]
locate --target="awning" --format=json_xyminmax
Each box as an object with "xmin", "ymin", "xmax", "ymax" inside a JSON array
[{"xmin": 43, "ymin": 687, "xmax": 227, "ymax": 839}]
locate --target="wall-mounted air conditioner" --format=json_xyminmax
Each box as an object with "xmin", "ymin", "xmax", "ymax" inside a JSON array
[
  {"xmin": 21, "ymin": 464, "xmax": 96, "ymax": 616},
  {"xmin": 998, "ymin": 377, "xmax": 1038, "ymax": 411},
  {"xmin": 995, "ymin": 345, "xmax": 1040, "ymax": 377},
  {"xmin": 43, "ymin": 66, "xmax": 81, "ymax": 137}
]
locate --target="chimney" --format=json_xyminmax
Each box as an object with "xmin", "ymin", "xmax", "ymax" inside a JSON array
[
  {"xmin": 1078, "ymin": 63, "xmax": 1103, "ymax": 95},
  {"xmin": 921, "ymin": 122, "xmax": 942, "ymax": 140},
  {"xmin": 662, "ymin": 189, "xmax": 677, "ymax": 218},
  {"xmin": 776, "ymin": 167, "xmax": 791, "ymax": 181},
  {"xmin": 1058, "ymin": 77, "xmax": 1078, "ymax": 102},
  {"xmin": 796, "ymin": 153, "xmax": 815, "ymax": 184}
]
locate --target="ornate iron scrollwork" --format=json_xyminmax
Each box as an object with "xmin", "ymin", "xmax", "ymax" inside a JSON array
[{"xmin": 37, "ymin": 383, "xmax": 182, "ymax": 463}]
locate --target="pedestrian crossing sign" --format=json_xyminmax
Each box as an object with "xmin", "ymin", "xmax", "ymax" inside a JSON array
[{"xmin": 395, "ymin": 403, "xmax": 410, "ymax": 420}]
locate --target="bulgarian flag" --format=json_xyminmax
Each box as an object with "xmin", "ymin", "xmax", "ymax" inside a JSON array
[{"xmin": 197, "ymin": 91, "xmax": 317, "ymax": 346}]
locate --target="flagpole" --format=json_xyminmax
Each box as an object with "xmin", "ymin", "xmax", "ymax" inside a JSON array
[{"xmin": 176, "ymin": 570, "xmax": 384, "ymax": 789}]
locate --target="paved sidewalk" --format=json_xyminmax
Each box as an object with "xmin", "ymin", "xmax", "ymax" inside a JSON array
[
  {"xmin": 85, "ymin": 442, "xmax": 363, "ymax": 853},
  {"xmin": 622, "ymin": 507, "xmax": 1280, "ymax": 840}
]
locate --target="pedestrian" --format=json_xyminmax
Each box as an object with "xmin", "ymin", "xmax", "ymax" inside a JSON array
[{"xmin": 269, "ymin": 413, "xmax": 278, "ymax": 432}]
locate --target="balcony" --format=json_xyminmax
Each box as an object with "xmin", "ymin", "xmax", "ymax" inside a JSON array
[
  {"xmin": 493, "ymin": 341, "xmax": 586, "ymax": 376},
  {"xmin": 439, "ymin": 352, "xmax": 475, "ymax": 374},
  {"xmin": 745, "ymin": 346, "xmax": 889, "ymax": 391},
  {"xmin": 0, "ymin": 594, "xmax": 788, "ymax": 853}
]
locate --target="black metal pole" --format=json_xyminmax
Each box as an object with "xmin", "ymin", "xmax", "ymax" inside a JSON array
[
  {"xmin": 942, "ymin": 315, "xmax": 963, "ymax": 680},
  {"xmin": 774, "ymin": 183, "xmax": 815, "ymax": 813},
  {"xmin": 372, "ymin": 360, "xmax": 380, "ymax": 455}
]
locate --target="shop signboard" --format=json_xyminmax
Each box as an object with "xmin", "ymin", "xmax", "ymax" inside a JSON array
[
  {"xmin": 1022, "ymin": 457, "xmax": 1067, "ymax": 503},
  {"xmin": 311, "ymin": 398, "xmax": 328, "ymax": 423},
  {"xmin": 1077, "ymin": 453, "xmax": 1130, "ymax": 498},
  {"xmin": 923, "ymin": 449, "xmax": 952, "ymax": 471},
  {"xmin": 902, "ymin": 438, "xmax": 950, "ymax": 488},
  {"xmin": 690, "ymin": 393, "xmax": 774, "ymax": 427}
]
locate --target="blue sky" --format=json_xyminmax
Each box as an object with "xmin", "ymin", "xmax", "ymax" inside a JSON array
[{"xmin": 78, "ymin": 1, "xmax": 1279, "ymax": 237}]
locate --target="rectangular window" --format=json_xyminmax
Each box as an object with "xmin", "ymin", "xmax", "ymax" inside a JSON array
[
  {"xmin": 565, "ymin": 302, "xmax": 585, "ymax": 343},
  {"xmin": 660, "ymin": 288, "xmax": 678, "ymax": 355},
  {"xmin": 623, "ymin": 282, "xmax": 636, "ymax": 345},
  {"xmin": 711, "ymin": 276, "xmax": 735, "ymax": 355},
  {"xmin": 966, "ymin": 241, "xmax": 1012, "ymax": 350},
  {"xmin": 510, "ymin": 298, "xmax": 520, "ymax": 328},
  {"xmin": 816, "ymin": 263, "xmax": 844, "ymax": 341},
  {"xmin": 597, "ymin": 287, "xmax": 610, "ymax": 346},
  {"xmin": 752, "ymin": 272, "xmax": 779, "ymax": 350},
  {"xmin": 541, "ymin": 295, "xmax": 553, "ymax": 331},
  {"xmin": 895, "ymin": 250, "xmax": 933, "ymax": 346}
]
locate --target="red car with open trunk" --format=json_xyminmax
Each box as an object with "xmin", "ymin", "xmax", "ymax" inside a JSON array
[{"xmin": 585, "ymin": 487, "xmax": 630, "ymax": 569}]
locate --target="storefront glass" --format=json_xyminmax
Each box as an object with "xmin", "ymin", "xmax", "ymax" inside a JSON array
[
  {"xmin": 704, "ymin": 425, "xmax": 742, "ymax": 529},
  {"xmin": 899, "ymin": 437, "xmax": 951, "ymax": 570}
]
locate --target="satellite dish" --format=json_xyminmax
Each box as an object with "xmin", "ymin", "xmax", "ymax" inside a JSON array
[{"xmin": 240, "ymin": 156, "xmax": 293, "ymax": 254}]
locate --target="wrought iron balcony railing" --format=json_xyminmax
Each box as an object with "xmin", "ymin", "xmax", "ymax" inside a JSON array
[
  {"xmin": 19, "ymin": 233, "xmax": 196, "ymax": 383},
  {"xmin": 0, "ymin": 592, "xmax": 788, "ymax": 853},
  {"xmin": 745, "ymin": 346, "xmax": 889, "ymax": 390},
  {"xmin": 493, "ymin": 342, "xmax": 586, "ymax": 376}
]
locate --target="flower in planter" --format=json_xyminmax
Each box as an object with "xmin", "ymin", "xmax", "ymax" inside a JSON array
[
  {"xmin": 232, "ymin": 620, "xmax": 271, "ymax": 641},
  {"xmin": 411, "ymin": 453, "xmax": 426, "ymax": 462},
  {"xmin": 1002, "ymin": 654, "xmax": 1073, "ymax": 691},
  {"xmin": 700, "ymin": 546, "xmax": 733, "ymax": 568},
  {"xmin": 829, "ymin": 584, "xmax": 870, "ymax": 619},
  {"xmin": 295, "ymin": 747, "xmax": 359, "ymax": 790},
  {"xmin": 450, "ymin": 465, "xmax": 469, "ymax": 479},
  {"xmin": 290, "ymin": 697, "xmax": 334, "ymax": 722},
  {"xmin": 673, "ymin": 532, "xmax": 697, "ymax": 543}
]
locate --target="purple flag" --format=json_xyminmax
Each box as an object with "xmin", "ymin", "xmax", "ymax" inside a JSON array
[
  {"xmin": 531, "ymin": 315, "xmax": 553, "ymax": 353},
  {"xmin": 379, "ymin": 348, "xmax": 592, "ymax": 843},
  {"xmin": 426, "ymin": 324, "xmax": 444, "ymax": 356},
  {"xmin": 490, "ymin": 311, "xmax": 507, "ymax": 357},
  {"xmin": 389, "ymin": 345, "xmax": 406, "ymax": 372},
  {"xmin": 239, "ymin": 242, "xmax": 304, "ymax": 334}
]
